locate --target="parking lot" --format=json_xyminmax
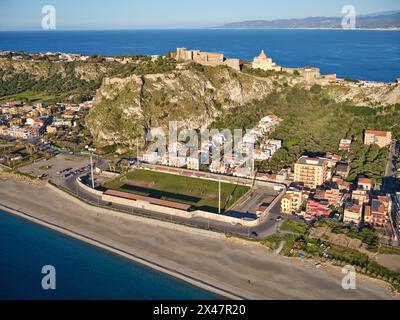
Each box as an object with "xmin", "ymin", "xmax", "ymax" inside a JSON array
[
  {"xmin": 18, "ymin": 154, "xmax": 93, "ymax": 184},
  {"xmin": 227, "ymin": 186, "xmax": 281, "ymax": 219}
]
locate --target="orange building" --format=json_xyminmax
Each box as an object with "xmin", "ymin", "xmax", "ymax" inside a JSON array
[
  {"xmin": 352, "ymin": 186, "xmax": 371, "ymax": 206},
  {"xmin": 364, "ymin": 130, "xmax": 392, "ymax": 148},
  {"xmin": 364, "ymin": 196, "xmax": 391, "ymax": 229},
  {"xmin": 343, "ymin": 203, "xmax": 363, "ymax": 225},
  {"xmin": 305, "ymin": 199, "xmax": 332, "ymax": 221}
]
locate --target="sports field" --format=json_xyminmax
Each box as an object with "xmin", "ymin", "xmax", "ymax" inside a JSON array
[{"xmin": 104, "ymin": 169, "xmax": 250, "ymax": 213}]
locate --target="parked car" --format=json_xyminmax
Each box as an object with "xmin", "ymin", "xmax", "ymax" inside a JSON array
[{"xmin": 250, "ymin": 232, "xmax": 258, "ymax": 239}]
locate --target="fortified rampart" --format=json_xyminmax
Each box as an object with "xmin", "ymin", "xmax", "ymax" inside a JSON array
[{"xmin": 175, "ymin": 48, "xmax": 241, "ymax": 71}]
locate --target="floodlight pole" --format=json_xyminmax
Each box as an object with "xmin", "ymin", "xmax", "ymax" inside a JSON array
[
  {"xmin": 218, "ymin": 178, "xmax": 221, "ymax": 214},
  {"xmin": 90, "ymin": 153, "xmax": 95, "ymax": 189}
]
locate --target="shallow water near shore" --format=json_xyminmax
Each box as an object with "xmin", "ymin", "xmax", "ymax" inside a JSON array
[{"xmin": 0, "ymin": 210, "xmax": 221, "ymax": 300}]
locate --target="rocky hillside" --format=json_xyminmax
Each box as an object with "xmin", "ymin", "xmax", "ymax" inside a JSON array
[
  {"xmin": 324, "ymin": 84, "xmax": 400, "ymax": 107},
  {"xmin": 86, "ymin": 63, "xmax": 400, "ymax": 149},
  {"xmin": 86, "ymin": 64, "xmax": 286, "ymax": 148},
  {"xmin": 0, "ymin": 58, "xmax": 136, "ymax": 101}
]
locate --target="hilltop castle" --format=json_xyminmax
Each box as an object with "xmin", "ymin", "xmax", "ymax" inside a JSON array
[
  {"xmin": 174, "ymin": 47, "xmax": 324, "ymax": 83},
  {"xmin": 175, "ymin": 48, "xmax": 241, "ymax": 71}
]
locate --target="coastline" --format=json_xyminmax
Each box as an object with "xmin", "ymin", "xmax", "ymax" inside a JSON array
[
  {"xmin": 0, "ymin": 203, "xmax": 237, "ymax": 300},
  {"xmin": 1, "ymin": 27, "xmax": 400, "ymax": 32},
  {"xmin": 0, "ymin": 175, "xmax": 398, "ymax": 300},
  {"xmin": 212, "ymin": 27, "xmax": 400, "ymax": 31}
]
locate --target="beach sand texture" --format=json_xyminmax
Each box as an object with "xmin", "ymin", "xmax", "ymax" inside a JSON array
[{"xmin": 0, "ymin": 176, "xmax": 397, "ymax": 300}]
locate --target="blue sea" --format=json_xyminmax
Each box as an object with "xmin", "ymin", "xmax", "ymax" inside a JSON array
[
  {"xmin": 0, "ymin": 210, "xmax": 221, "ymax": 300},
  {"xmin": 0, "ymin": 29, "xmax": 399, "ymax": 82}
]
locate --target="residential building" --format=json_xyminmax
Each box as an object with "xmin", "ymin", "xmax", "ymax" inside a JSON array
[
  {"xmin": 364, "ymin": 196, "xmax": 391, "ymax": 229},
  {"xmin": 325, "ymin": 152, "xmax": 342, "ymax": 168},
  {"xmin": 339, "ymin": 139, "xmax": 352, "ymax": 151},
  {"xmin": 168, "ymin": 153, "xmax": 187, "ymax": 168},
  {"xmin": 305, "ymin": 199, "xmax": 332, "ymax": 221},
  {"xmin": 187, "ymin": 152, "xmax": 200, "ymax": 171},
  {"xmin": 364, "ymin": 130, "xmax": 392, "ymax": 148},
  {"xmin": 336, "ymin": 162, "xmax": 350, "ymax": 178},
  {"xmin": 139, "ymin": 151, "xmax": 160, "ymax": 164},
  {"xmin": 343, "ymin": 203, "xmax": 363, "ymax": 225},
  {"xmin": 281, "ymin": 190, "xmax": 302, "ymax": 215},
  {"xmin": 254, "ymin": 148, "xmax": 270, "ymax": 161},
  {"xmin": 315, "ymin": 187, "xmax": 344, "ymax": 207},
  {"xmin": 169, "ymin": 141, "xmax": 185, "ymax": 154},
  {"xmin": 358, "ymin": 177, "xmax": 374, "ymax": 191},
  {"xmin": 331, "ymin": 177, "xmax": 352, "ymax": 192},
  {"xmin": 209, "ymin": 160, "xmax": 227, "ymax": 174},
  {"xmin": 223, "ymin": 153, "xmax": 237, "ymax": 167},
  {"xmin": 294, "ymin": 156, "xmax": 328, "ymax": 189},
  {"xmin": 276, "ymin": 168, "xmax": 291, "ymax": 183},
  {"xmin": 351, "ymin": 188, "xmax": 370, "ymax": 206}
]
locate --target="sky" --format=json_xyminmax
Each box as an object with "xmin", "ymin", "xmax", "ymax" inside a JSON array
[{"xmin": 0, "ymin": 0, "xmax": 399, "ymax": 30}]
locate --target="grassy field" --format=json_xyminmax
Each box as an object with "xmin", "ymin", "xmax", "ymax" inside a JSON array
[{"xmin": 104, "ymin": 169, "xmax": 250, "ymax": 213}]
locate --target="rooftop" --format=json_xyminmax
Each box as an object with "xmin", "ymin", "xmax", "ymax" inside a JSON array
[
  {"xmin": 365, "ymin": 130, "xmax": 391, "ymax": 138},
  {"xmin": 358, "ymin": 178, "xmax": 373, "ymax": 185},
  {"xmin": 297, "ymin": 156, "xmax": 326, "ymax": 167}
]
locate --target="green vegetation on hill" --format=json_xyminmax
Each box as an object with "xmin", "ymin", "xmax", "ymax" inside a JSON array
[
  {"xmin": 347, "ymin": 142, "xmax": 389, "ymax": 183},
  {"xmin": 0, "ymin": 57, "xmax": 176, "ymax": 102},
  {"xmin": 241, "ymin": 64, "xmax": 289, "ymax": 78},
  {"xmin": 133, "ymin": 56, "xmax": 176, "ymax": 75},
  {"xmin": 211, "ymin": 86, "xmax": 400, "ymax": 173}
]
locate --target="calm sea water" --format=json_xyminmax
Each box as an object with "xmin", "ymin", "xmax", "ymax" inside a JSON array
[
  {"xmin": 0, "ymin": 29, "xmax": 399, "ymax": 82},
  {"xmin": 0, "ymin": 210, "xmax": 221, "ymax": 300}
]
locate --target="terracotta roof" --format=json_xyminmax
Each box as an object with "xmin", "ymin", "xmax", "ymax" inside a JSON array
[
  {"xmin": 358, "ymin": 178, "xmax": 373, "ymax": 185},
  {"xmin": 345, "ymin": 204, "xmax": 362, "ymax": 213},
  {"xmin": 365, "ymin": 130, "xmax": 391, "ymax": 137}
]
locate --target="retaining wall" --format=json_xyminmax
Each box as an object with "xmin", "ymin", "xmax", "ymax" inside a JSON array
[
  {"xmin": 76, "ymin": 177, "xmax": 103, "ymax": 196},
  {"xmin": 101, "ymin": 193, "xmax": 260, "ymax": 227}
]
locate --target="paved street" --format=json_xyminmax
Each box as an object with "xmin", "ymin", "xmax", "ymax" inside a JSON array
[
  {"xmin": 16, "ymin": 151, "xmax": 294, "ymax": 239},
  {"xmin": 59, "ymin": 167, "xmax": 288, "ymax": 239},
  {"xmin": 382, "ymin": 140, "xmax": 399, "ymax": 195}
]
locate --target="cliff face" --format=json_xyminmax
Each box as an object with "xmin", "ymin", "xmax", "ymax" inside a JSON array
[
  {"xmin": 87, "ymin": 64, "xmax": 400, "ymax": 148},
  {"xmin": 0, "ymin": 58, "xmax": 134, "ymax": 99},
  {"xmin": 325, "ymin": 84, "xmax": 400, "ymax": 107},
  {"xmin": 86, "ymin": 65, "xmax": 281, "ymax": 147}
]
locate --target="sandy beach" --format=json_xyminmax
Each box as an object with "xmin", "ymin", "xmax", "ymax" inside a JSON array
[{"xmin": 0, "ymin": 175, "xmax": 398, "ymax": 300}]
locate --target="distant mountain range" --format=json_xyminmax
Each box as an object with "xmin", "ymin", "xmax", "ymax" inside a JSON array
[{"xmin": 217, "ymin": 10, "xmax": 400, "ymax": 29}]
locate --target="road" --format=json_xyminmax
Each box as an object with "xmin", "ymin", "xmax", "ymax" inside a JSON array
[
  {"xmin": 16, "ymin": 150, "xmax": 292, "ymax": 240},
  {"xmin": 383, "ymin": 140, "xmax": 399, "ymax": 195},
  {"xmin": 382, "ymin": 140, "xmax": 400, "ymax": 243},
  {"xmin": 60, "ymin": 166, "xmax": 289, "ymax": 240}
]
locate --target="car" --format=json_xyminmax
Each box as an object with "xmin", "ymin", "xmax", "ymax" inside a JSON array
[
  {"xmin": 276, "ymin": 216, "xmax": 282, "ymax": 222},
  {"xmin": 250, "ymin": 232, "xmax": 258, "ymax": 239}
]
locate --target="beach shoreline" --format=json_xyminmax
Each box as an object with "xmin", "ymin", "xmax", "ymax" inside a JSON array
[
  {"xmin": 0, "ymin": 175, "xmax": 398, "ymax": 300},
  {"xmin": 0, "ymin": 203, "xmax": 239, "ymax": 300}
]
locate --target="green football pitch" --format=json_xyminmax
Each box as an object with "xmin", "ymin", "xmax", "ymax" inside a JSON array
[{"xmin": 104, "ymin": 169, "xmax": 250, "ymax": 213}]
